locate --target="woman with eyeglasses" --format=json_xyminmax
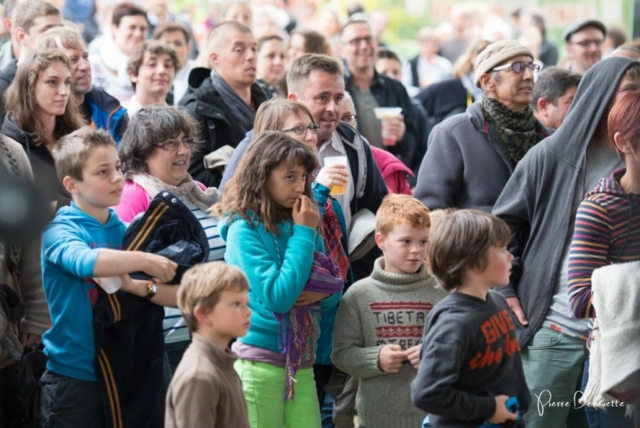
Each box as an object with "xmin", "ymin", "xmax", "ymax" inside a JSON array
[
  {"xmin": 253, "ymin": 98, "xmax": 352, "ymax": 404},
  {"xmin": 113, "ymin": 105, "xmax": 223, "ymax": 376}
]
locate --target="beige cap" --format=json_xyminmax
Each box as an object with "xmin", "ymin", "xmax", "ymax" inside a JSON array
[{"xmin": 474, "ymin": 40, "xmax": 534, "ymax": 87}]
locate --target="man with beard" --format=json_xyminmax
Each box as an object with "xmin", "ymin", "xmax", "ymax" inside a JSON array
[
  {"xmin": 180, "ymin": 21, "xmax": 268, "ymax": 188},
  {"xmin": 414, "ymin": 40, "xmax": 549, "ymax": 211},
  {"xmin": 40, "ymin": 27, "xmax": 129, "ymax": 143},
  {"xmin": 564, "ymin": 20, "xmax": 606, "ymax": 75}
]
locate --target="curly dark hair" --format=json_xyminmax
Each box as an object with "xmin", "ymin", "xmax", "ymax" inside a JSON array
[
  {"xmin": 118, "ymin": 105, "xmax": 202, "ymax": 178},
  {"xmin": 213, "ymin": 131, "xmax": 318, "ymax": 235}
]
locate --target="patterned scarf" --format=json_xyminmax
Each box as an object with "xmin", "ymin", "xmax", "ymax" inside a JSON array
[
  {"xmin": 274, "ymin": 251, "xmax": 344, "ymax": 400},
  {"xmin": 481, "ymin": 97, "xmax": 538, "ymax": 166},
  {"xmin": 128, "ymin": 172, "xmax": 219, "ymax": 212},
  {"xmin": 321, "ymin": 200, "xmax": 350, "ymax": 282}
]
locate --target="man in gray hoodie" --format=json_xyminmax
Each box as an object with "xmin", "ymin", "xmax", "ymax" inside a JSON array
[{"xmin": 493, "ymin": 57, "xmax": 640, "ymax": 428}]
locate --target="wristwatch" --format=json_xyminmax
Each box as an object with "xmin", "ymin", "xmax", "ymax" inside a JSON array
[{"xmin": 146, "ymin": 281, "xmax": 159, "ymax": 300}]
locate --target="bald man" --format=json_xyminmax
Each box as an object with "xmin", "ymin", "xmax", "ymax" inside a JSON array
[{"xmin": 179, "ymin": 21, "xmax": 268, "ymax": 187}]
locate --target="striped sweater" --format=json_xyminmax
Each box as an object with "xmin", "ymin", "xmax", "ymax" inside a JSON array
[{"xmin": 568, "ymin": 168, "xmax": 640, "ymax": 329}]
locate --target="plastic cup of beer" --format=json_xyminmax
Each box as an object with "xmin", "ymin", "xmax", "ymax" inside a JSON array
[
  {"xmin": 323, "ymin": 156, "xmax": 348, "ymax": 195},
  {"xmin": 374, "ymin": 107, "xmax": 402, "ymax": 146}
]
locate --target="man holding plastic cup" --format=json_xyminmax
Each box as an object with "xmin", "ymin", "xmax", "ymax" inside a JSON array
[{"xmin": 338, "ymin": 19, "xmax": 420, "ymax": 172}]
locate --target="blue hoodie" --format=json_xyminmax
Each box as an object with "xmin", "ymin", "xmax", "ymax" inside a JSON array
[
  {"xmin": 220, "ymin": 214, "xmax": 341, "ymax": 355},
  {"xmin": 41, "ymin": 203, "xmax": 126, "ymax": 381}
]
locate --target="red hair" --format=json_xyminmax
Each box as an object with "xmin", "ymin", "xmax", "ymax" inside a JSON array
[{"xmin": 608, "ymin": 91, "xmax": 640, "ymax": 160}]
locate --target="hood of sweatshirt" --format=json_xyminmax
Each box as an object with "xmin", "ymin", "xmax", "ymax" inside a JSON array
[
  {"xmin": 1, "ymin": 114, "xmax": 37, "ymax": 151},
  {"xmin": 49, "ymin": 202, "xmax": 124, "ymax": 235},
  {"xmin": 545, "ymin": 57, "xmax": 637, "ymax": 167},
  {"xmin": 586, "ymin": 168, "xmax": 628, "ymax": 199}
]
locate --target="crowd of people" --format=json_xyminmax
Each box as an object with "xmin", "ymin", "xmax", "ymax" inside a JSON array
[{"xmin": 0, "ymin": 0, "xmax": 639, "ymax": 427}]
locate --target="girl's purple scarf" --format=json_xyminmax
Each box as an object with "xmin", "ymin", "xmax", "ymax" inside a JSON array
[{"xmin": 275, "ymin": 251, "xmax": 344, "ymax": 400}]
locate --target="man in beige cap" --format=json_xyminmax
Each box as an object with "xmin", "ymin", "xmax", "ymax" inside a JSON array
[{"xmin": 414, "ymin": 39, "xmax": 549, "ymax": 211}]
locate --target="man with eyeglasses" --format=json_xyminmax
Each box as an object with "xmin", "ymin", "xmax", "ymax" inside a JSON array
[
  {"xmin": 414, "ymin": 40, "xmax": 550, "ymax": 212},
  {"xmin": 564, "ymin": 20, "xmax": 606, "ymax": 75},
  {"xmin": 338, "ymin": 19, "xmax": 421, "ymax": 175}
]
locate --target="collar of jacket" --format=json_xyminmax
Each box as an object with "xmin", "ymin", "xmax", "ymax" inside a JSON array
[
  {"xmin": 343, "ymin": 65, "xmax": 387, "ymax": 91},
  {"xmin": 184, "ymin": 68, "xmax": 268, "ymax": 122},
  {"xmin": 466, "ymin": 101, "xmax": 551, "ymax": 139}
]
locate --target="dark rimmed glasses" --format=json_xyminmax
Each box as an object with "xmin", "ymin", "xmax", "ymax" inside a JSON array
[
  {"xmin": 155, "ymin": 137, "xmax": 196, "ymax": 151},
  {"xmin": 282, "ymin": 124, "xmax": 320, "ymax": 136},
  {"xmin": 491, "ymin": 61, "xmax": 541, "ymax": 74}
]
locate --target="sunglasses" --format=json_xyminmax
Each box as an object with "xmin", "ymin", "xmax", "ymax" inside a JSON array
[{"xmin": 491, "ymin": 61, "xmax": 541, "ymax": 74}]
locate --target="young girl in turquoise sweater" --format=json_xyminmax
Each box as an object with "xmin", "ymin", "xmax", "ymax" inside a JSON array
[{"xmin": 215, "ymin": 131, "xmax": 343, "ymax": 428}]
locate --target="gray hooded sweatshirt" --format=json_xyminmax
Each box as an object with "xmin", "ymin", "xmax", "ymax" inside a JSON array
[{"xmin": 491, "ymin": 57, "xmax": 636, "ymax": 347}]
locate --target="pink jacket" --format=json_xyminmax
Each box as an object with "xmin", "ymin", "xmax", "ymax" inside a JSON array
[
  {"xmin": 112, "ymin": 180, "xmax": 207, "ymax": 222},
  {"xmin": 369, "ymin": 146, "xmax": 414, "ymax": 196}
]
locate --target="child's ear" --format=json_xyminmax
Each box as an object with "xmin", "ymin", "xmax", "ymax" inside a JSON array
[
  {"xmin": 374, "ymin": 232, "xmax": 385, "ymax": 251},
  {"xmin": 62, "ymin": 175, "xmax": 79, "ymax": 194},
  {"xmin": 194, "ymin": 306, "xmax": 212, "ymax": 327}
]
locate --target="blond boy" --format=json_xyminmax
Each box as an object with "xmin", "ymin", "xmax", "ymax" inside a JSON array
[
  {"xmin": 411, "ymin": 210, "xmax": 530, "ymax": 427},
  {"xmin": 332, "ymin": 194, "xmax": 449, "ymax": 428},
  {"xmin": 40, "ymin": 127, "xmax": 177, "ymax": 426},
  {"xmin": 165, "ymin": 261, "xmax": 251, "ymax": 428}
]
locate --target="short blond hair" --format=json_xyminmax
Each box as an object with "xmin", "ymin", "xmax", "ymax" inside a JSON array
[
  {"xmin": 52, "ymin": 127, "xmax": 116, "ymax": 183},
  {"xmin": 375, "ymin": 194, "xmax": 431, "ymax": 238},
  {"xmin": 177, "ymin": 262, "xmax": 250, "ymax": 332}
]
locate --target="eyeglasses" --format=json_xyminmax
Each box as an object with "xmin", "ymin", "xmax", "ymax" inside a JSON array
[
  {"xmin": 571, "ymin": 39, "xmax": 605, "ymax": 48},
  {"xmin": 491, "ymin": 61, "xmax": 541, "ymax": 74},
  {"xmin": 281, "ymin": 124, "xmax": 320, "ymax": 136},
  {"xmin": 341, "ymin": 114, "xmax": 358, "ymax": 124},
  {"xmin": 155, "ymin": 137, "xmax": 196, "ymax": 151},
  {"xmin": 345, "ymin": 36, "xmax": 374, "ymax": 47}
]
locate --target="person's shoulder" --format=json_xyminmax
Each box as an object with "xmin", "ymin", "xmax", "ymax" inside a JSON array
[{"xmin": 343, "ymin": 276, "xmax": 375, "ymax": 298}]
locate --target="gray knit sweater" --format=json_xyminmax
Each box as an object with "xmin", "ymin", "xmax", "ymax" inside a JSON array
[
  {"xmin": 0, "ymin": 135, "xmax": 51, "ymax": 335},
  {"xmin": 332, "ymin": 258, "xmax": 449, "ymax": 428}
]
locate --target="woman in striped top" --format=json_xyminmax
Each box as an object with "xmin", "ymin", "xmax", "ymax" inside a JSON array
[
  {"xmin": 567, "ymin": 91, "xmax": 640, "ymax": 428},
  {"xmin": 113, "ymin": 105, "xmax": 225, "ymax": 374}
]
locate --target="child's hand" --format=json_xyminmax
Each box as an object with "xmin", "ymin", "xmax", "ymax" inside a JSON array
[
  {"xmin": 377, "ymin": 344, "xmax": 406, "ymax": 374},
  {"xmin": 488, "ymin": 395, "xmax": 518, "ymax": 424},
  {"xmin": 315, "ymin": 165, "xmax": 348, "ymax": 191},
  {"xmin": 405, "ymin": 344, "xmax": 422, "ymax": 369},
  {"xmin": 294, "ymin": 291, "xmax": 330, "ymax": 306},
  {"xmin": 140, "ymin": 253, "xmax": 177, "ymax": 284},
  {"xmin": 292, "ymin": 195, "xmax": 320, "ymax": 229}
]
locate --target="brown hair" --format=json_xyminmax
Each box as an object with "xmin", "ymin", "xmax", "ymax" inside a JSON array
[
  {"xmin": 258, "ymin": 34, "xmax": 284, "ymax": 52},
  {"xmin": 453, "ymin": 39, "xmax": 491, "ymax": 78},
  {"xmin": 178, "ymin": 261, "xmax": 250, "ymax": 332},
  {"xmin": 376, "ymin": 194, "xmax": 431, "ymax": 238},
  {"xmin": 111, "ymin": 2, "xmax": 147, "ymax": 27},
  {"xmin": 151, "ymin": 21, "xmax": 189, "ymax": 44},
  {"xmin": 213, "ymin": 131, "xmax": 318, "ymax": 235},
  {"xmin": 290, "ymin": 29, "xmax": 333, "ymax": 56},
  {"xmin": 52, "ymin": 126, "xmax": 116, "ymax": 182},
  {"xmin": 254, "ymin": 98, "xmax": 316, "ymax": 135},
  {"xmin": 428, "ymin": 209, "xmax": 511, "ymax": 291},
  {"xmin": 12, "ymin": 0, "xmax": 60, "ymax": 33},
  {"xmin": 126, "ymin": 40, "xmax": 181, "ymax": 90},
  {"xmin": 39, "ymin": 26, "xmax": 85, "ymax": 51},
  {"xmin": 5, "ymin": 48, "xmax": 85, "ymax": 147},
  {"xmin": 287, "ymin": 53, "xmax": 343, "ymax": 95}
]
